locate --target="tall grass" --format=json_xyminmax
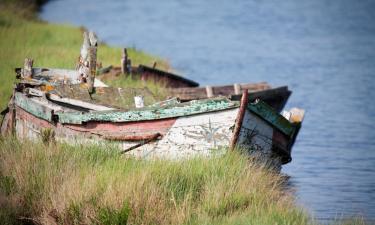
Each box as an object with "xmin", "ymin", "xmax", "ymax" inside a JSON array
[
  {"xmin": 0, "ymin": 3, "xmax": 169, "ymax": 110},
  {"xmin": 0, "ymin": 137, "xmax": 312, "ymax": 225}
]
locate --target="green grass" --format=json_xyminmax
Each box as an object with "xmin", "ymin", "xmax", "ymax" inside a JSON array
[
  {"xmin": 0, "ymin": 137, "xmax": 313, "ymax": 225},
  {"xmin": 0, "ymin": 2, "xmax": 169, "ymax": 110}
]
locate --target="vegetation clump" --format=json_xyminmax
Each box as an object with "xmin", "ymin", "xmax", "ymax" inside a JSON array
[{"xmin": 0, "ymin": 138, "xmax": 311, "ymax": 225}]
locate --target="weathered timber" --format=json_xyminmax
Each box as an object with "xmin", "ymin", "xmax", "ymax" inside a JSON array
[
  {"xmin": 87, "ymin": 32, "xmax": 98, "ymax": 93},
  {"xmin": 22, "ymin": 58, "xmax": 33, "ymax": 78},
  {"xmin": 15, "ymin": 67, "xmax": 108, "ymax": 87},
  {"xmin": 121, "ymin": 48, "xmax": 128, "ymax": 74},
  {"xmin": 168, "ymin": 82, "xmax": 271, "ymax": 101},
  {"xmin": 120, "ymin": 133, "xmax": 162, "ymax": 154},
  {"xmin": 230, "ymin": 90, "xmax": 248, "ymax": 150},
  {"xmin": 57, "ymin": 98, "xmax": 239, "ymax": 124},
  {"xmin": 168, "ymin": 84, "xmax": 291, "ymax": 113},
  {"xmin": 14, "ymin": 92, "xmax": 59, "ymax": 122},
  {"xmin": 247, "ymin": 99, "xmax": 295, "ymax": 136},
  {"xmin": 137, "ymin": 65, "xmax": 199, "ymax": 88},
  {"xmin": 47, "ymin": 93, "xmax": 115, "ymax": 111}
]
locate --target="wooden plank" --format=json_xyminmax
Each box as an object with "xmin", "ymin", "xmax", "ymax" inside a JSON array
[
  {"xmin": 247, "ymin": 100, "xmax": 295, "ymax": 136},
  {"xmin": 57, "ymin": 98, "xmax": 239, "ymax": 124},
  {"xmin": 14, "ymin": 93, "xmax": 58, "ymax": 122},
  {"xmin": 168, "ymin": 82, "xmax": 271, "ymax": 101},
  {"xmin": 47, "ymin": 93, "xmax": 116, "ymax": 111}
]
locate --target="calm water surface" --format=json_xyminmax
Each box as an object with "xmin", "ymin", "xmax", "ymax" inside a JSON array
[{"xmin": 41, "ymin": 0, "xmax": 375, "ymax": 222}]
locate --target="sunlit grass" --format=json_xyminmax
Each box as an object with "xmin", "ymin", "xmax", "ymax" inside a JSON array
[{"xmin": 0, "ymin": 137, "xmax": 312, "ymax": 225}]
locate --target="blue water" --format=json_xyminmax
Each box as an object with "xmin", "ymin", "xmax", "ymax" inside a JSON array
[{"xmin": 40, "ymin": 0, "xmax": 375, "ymax": 222}]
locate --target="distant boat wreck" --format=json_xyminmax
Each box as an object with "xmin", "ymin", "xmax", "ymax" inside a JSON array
[{"xmin": 0, "ymin": 32, "xmax": 304, "ymax": 168}]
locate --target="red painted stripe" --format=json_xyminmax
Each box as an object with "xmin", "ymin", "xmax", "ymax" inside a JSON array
[
  {"xmin": 64, "ymin": 118, "xmax": 177, "ymax": 136},
  {"xmin": 16, "ymin": 107, "xmax": 54, "ymax": 129}
]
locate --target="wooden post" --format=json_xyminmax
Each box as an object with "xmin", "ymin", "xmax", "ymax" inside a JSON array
[
  {"xmin": 22, "ymin": 58, "xmax": 33, "ymax": 78},
  {"xmin": 234, "ymin": 83, "xmax": 241, "ymax": 95},
  {"xmin": 152, "ymin": 61, "xmax": 157, "ymax": 69},
  {"xmin": 121, "ymin": 48, "xmax": 128, "ymax": 74},
  {"xmin": 87, "ymin": 31, "xmax": 97, "ymax": 93},
  {"xmin": 127, "ymin": 59, "xmax": 132, "ymax": 74},
  {"xmin": 205, "ymin": 85, "xmax": 214, "ymax": 98}
]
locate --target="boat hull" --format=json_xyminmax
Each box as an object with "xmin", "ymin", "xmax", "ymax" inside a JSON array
[{"xmin": 3, "ymin": 99, "xmax": 302, "ymax": 169}]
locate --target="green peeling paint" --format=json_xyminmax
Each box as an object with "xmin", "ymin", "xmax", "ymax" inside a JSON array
[
  {"xmin": 14, "ymin": 93, "xmax": 53, "ymax": 122},
  {"xmin": 58, "ymin": 98, "xmax": 239, "ymax": 124},
  {"xmin": 248, "ymin": 100, "xmax": 295, "ymax": 136}
]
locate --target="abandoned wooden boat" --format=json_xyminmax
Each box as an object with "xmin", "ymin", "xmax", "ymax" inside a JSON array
[
  {"xmin": 168, "ymin": 83, "xmax": 291, "ymax": 113},
  {"xmin": 1, "ymin": 67, "xmax": 304, "ymax": 168},
  {"xmin": 1, "ymin": 33, "xmax": 304, "ymax": 168}
]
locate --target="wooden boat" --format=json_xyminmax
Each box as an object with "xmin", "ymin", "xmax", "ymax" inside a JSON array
[
  {"xmin": 168, "ymin": 83, "xmax": 292, "ymax": 113},
  {"xmin": 1, "ymin": 67, "xmax": 304, "ymax": 168}
]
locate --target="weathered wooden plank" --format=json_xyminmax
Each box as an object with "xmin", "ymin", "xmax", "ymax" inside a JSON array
[
  {"xmin": 57, "ymin": 98, "xmax": 239, "ymax": 124},
  {"xmin": 14, "ymin": 93, "xmax": 60, "ymax": 122},
  {"xmin": 137, "ymin": 65, "xmax": 199, "ymax": 88},
  {"xmin": 247, "ymin": 100, "xmax": 295, "ymax": 136},
  {"xmin": 48, "ymin": 93, "xmax": 116, "ymax": 111},
  {"xmin": 168, "ymin": 82, "xmax": 271, "ymax": 101}
]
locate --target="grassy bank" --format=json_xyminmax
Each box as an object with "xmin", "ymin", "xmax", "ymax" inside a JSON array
[
  {"xmin": 0, "ymin": 138, "xmax": 312, "ymax": 225},
  {"xmin": 0, "ymin": 1, "xmax": 169, "ymax": 110}
]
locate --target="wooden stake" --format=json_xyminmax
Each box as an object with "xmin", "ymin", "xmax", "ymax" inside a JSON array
[
  {"xmin": 234, "ymin": 83, "xmax": 241, "ymax": 95},
  {"xmin": 87, "ymin": 31, "xmax": 98, "ymax": 93},
  {"xmin": 121, "ymin": 48, "xmax": 128, "ymax": 74},
  {"xmin": 22, "ymin": 58, "xmax": 33, "ymax": 78},
  {"xmin": 205, "ymin": 86, "xmax": 214, "ymax": 98}
]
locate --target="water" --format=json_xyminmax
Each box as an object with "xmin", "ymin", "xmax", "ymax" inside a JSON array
[{"xmin": 40, "ymin": 0, "xmax": 375, "ymax": 222}]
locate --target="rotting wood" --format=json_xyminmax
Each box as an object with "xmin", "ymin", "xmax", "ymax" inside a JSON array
[
  {"xmin": 120, "ymin": 133, "xmax": 162, "ymax": 154},
  {"xmin": 230, "ymin": 89, "xmax": 248, "ymax": 150},
  {"xmin": 22, "ymin": 58, "xmax": 33, "ymax": 78},
  {"xmin": 77, "ymin": 31, "xmax": 98, "ymax": 93},
  {"xmin": 57, "ymin": 98, "xmax": 239, "ymax": 124},
  {"xmin": 168, "ymin": 82, "xmax": 271, "ymax": 101},
  {"xmin": 47, "ymin": 93, "xmax": 116, "ymax": 111},
  {"xmin": 121, "ymin": 48, "xmax": 128, "ymax": 74},
  {"xmin": 14, "ymin": 93, "xmax": 57, "ymax": 122},
  {"xmin": 104, "ymin": 133, "xmax": 161, "ymax": 141},
  {"xmin": 87, "ymin": 31, "xmax": 98, "ymax": 93}
]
